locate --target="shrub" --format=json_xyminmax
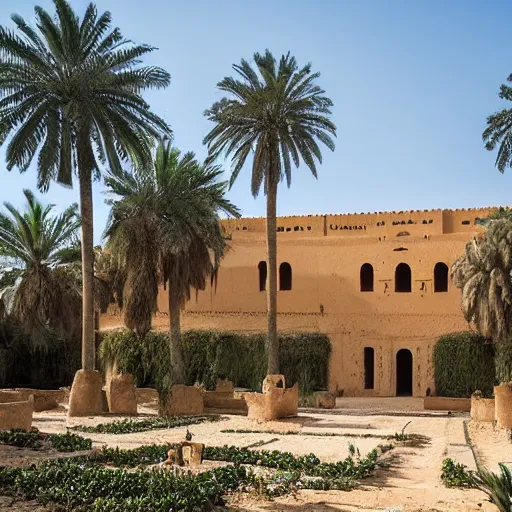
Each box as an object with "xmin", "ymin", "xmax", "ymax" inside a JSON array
[
  {"xmin": 433, "ymin": 332, "xmax": 496, "ymax": 397},
  {"xmin": 99, "ymin": 329, "xmax": 331, "ymax": 399},
  {"xmin": 440, "ymin": 458, "xmax": 475, "ymax": 488}
]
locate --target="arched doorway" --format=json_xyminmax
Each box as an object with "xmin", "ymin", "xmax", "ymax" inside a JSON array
[{"xmin": 396, "ymin": 349, "xmax": 413, "ymax": 396}]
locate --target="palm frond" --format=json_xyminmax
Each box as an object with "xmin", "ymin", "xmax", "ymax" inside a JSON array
[
  {"xmin": 105, "ymin": 139, "xmax": 240, "ymax": 337},
  {"xmin": 204, "ymin": 49, "xmax": 336, "ymax": 196}
]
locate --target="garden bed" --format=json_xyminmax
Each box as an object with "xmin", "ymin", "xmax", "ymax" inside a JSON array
[{"xmin": 0, "ymin": 428, "xmax": 392, "ymax": 511}]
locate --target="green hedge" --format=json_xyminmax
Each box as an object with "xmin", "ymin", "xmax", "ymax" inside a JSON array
[
  {"xmin": 433, "ymin": 332, "xmax": 496, "ymax": 397},
  {"xmin": 99, "ymin": 329, "xmax": 331, "ymax": 397}
]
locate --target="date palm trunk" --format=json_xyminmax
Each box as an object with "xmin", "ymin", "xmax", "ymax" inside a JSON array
[
  {"xmin": 78, "ymin": 162, "xmax": 96, "ymax": 371},
  {"xmin": 169, "ymin": 278, "xmax": 186, "ymax": 385},
  {"xmin": 266, "ymin": 171, "xmax": 279, "ymax": 375},
  {"xmin": 68, "ymin": 122, "xmax": 103, "ymax": 417}
]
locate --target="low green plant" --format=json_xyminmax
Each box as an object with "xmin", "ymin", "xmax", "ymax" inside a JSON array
[
  {"xmin": 93, "ymin": 442, "xmax": 384, "ymax": 481},
  {"xmin": 0, "ymin": 459, "xmax": 246, "ymax": 511},
  {"xmin": 0, "ymin": 428, "xmax": 92, "ymax": 452},
  {"xmin": 0, "ymin": 441, "xmax": 388, "ymax": 511},
  {"xmin": 393, "ymin": 421, "xmax": 411, "ymax": 442},
  {"xmin": 474, "ymin": 463, "xmax": 512, "ymax": 512},
  {"xmin": 47, "ymin": 432, "xmax": 93, "ymax": 452},
  {"xmin": 69, "ymin": 415, "xmax": 221, "ymax": 434},
  {"xmin": 440, "ymin": 458, "xmax": 475, "ymax": 487}
]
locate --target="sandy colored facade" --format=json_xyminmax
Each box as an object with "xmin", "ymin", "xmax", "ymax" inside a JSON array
[{"xmin": 101, "ymin": 207, "xmax": 498, "ymax": 398}]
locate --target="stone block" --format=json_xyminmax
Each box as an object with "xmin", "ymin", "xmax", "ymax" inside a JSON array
[
  {"xmin": 203, "ymin": 392, "xmax": 247, "ymax": 412},
  {"xmin": 0, "ymin": 389, "xmax": 66, "ymax": 412},
  {"xmin": 495, "ymin": 384, "xmax": 512, "ymax": 429},
  {"xmin": 423, "ymin": 396, "xmax": 471, "ymax": 412},
  {"xmin": 0, "ymin": 394, "xmax": 33, "ymax": 431},
  {"xmin": 106, "ymin": 373, "xmax": 137, "ymax": 415},
  {"xmin": 166, "ymin": 385, "xmax": 204, "ymax": 416},
  {"xmin": 262, "ymin": 374, "xmax": 285, "ymax": 393},
  {"xmin": 215, "ymin": 379, "xmax": 234, "ymax": 393},
  {"xmin": 314, "ymin": 391, "xmax": 336, "ymax": 409},
  {"xmin": 246, "ymin": 376, "xmax": 298, "ymax": 421},
  {"xmin": 471, "ymin": 394, "xmax": 495, "ymax": 423},
  {"xmin": 182, "ymin": 442, "xmax": 204, "ymax": 465},
  {"xmin": 68, "ymin": 370, "xmax": 104, "ymax": 417}
]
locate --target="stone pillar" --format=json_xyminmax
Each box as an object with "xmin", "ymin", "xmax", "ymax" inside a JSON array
[
  {"xmin": 106, "ymin": 372, "xmax": 137, "ymax": 415},
  {"xmin": 494, "ymin": 384, "xmax": 512, "ymax": 429},
  {"xmin": 68, "ymin": 370, "xmax": 103, "ymax": 417},
  {"xmin": 470, "ymin": 394, "xmax": 495, "ymax": 423},
  {"xmin": 166, "ymin": 385, "xmax": 204, "ymax": 416}
]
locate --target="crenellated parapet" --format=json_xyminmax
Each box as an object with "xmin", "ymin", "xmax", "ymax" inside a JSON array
[{"xmin": 222, "ymin": 206, "xmax": 507, "ymax": 239}]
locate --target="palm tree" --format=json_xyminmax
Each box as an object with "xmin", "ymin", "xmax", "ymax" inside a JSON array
[
  {"xmin": 450, "ymin": 219, "xmax": 512, "ymax": 383},
  {"xmin": 0, "ymin": 189, "xmax": 81, "ymax": 347},
  {"xmin": 105, "ymin": 139, "xmax": 239, "ymax": 386},
  {"xmin": 0, "ymin": 0, "xmax": 170, "ymax": 408},
  {"xmin": 203, "ymin": 50, "xmax": 336, "ymax": 375},
  {"xmin": 483, "ymin": 73, "xmax": 512, "ymax": 172}
]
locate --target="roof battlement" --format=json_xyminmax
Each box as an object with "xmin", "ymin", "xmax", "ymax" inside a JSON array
[
  {"xmin": 221, "ymin": 206, "xmax": 509, "ymax": 238},
  {"xmin": 223, "ymin": 206, "xmax": 508, "ymax": 221}
]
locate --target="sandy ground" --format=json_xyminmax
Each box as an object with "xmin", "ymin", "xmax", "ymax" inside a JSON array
[
  {"xmin": 2, "ymin": 398, "xmax": 511, "ymax": 511},
  {"xmin": 467, "ymin": 420, "xmax": 512, "ymax": 472}
]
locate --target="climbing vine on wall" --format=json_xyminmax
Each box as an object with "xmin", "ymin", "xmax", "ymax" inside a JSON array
[
  {"xmin": 99, "ymin": 329, "xmax": 331, "ymax": 399},
  {"xmin": 433, "ymin": 332, "xmax": 496, "ymax": 397}
]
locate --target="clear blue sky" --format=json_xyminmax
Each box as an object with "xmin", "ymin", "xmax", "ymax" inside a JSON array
[{"xmin": 1, "ymin": 0, "xmax": 512, "ymax": 243}]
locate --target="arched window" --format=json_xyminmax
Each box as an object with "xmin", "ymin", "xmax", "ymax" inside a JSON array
[
  {"xmin": 360, "ymin": 263, "xmax": 374, "ymax": 292},
  {"xmin": 258, "ymin": 261, "xmax": 267, "ymax": 292},
  {"xmin": 434, "ymin": 262, "xmax": 448, "ymax": 292},
  {"xmin": 279, "ymin": 262, "xmax": 292, "ymax": 291},
  {"xmin": 395, "ymin": 263, "xmax": 411, "ymax": 293}
]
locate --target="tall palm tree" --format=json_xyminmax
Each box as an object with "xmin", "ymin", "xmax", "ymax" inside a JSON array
[
  {"xmin": 105, "ymin": 139, "xmax": 239, "ymax": 385},
  {"xmin": 203, "ymin": 50, "xmax": 336, "ymax": 374},
  {"xmin": 451, "ymin": 219, "xmax": 512, "ymax": 383},
  {"xmin": 0, "ymin": 1, "xmax": 171, "ymax": 405},
  {"xmin": 0, "ymin": 189, "xmax": 81, "ymax": 347},
  {"xmin": 483, "ymin": 73, "xmax": 512, "ymax": 172}
]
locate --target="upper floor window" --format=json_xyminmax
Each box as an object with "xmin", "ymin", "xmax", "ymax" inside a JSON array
[
  {"xmin": 395, "ymin": 263, "xmax": 411, "ymax": 293},
  {"xmin": 279, "ymin": 262, "xmax": 292, "ymax": 291},
  {"xmin": 360, "ymin": 263, "xmax": 374, "ymax": 292},
  {"xmin": 258, "ymin": 261, "xmax": 267, "ymax": 291},
  {"xmin": 434, "ymin": 262, "xmax": 448, "ymax": 292}
]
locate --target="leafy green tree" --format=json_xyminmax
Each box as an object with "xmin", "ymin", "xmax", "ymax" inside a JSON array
[
  {"xmin": 0, "ymin": 0, "xmax": 171, "ymax": 380},
  {"xmin": 0, "ymin": 189, "xmax": 81, "ymax": 347},
  {"xmin": 105, "ymin": 139, "xmax": 239, "ymax": 385},
  {"xmin": 451, "ymin": 220, "xmax": 512, "ymax": 382},
  {"xmin": 204, "ymin": 50, "xmax": 336, "ymax": 374}
]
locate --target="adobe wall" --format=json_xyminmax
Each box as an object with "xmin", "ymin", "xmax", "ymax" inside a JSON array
[{"xmin": 101, "ymin": 207, "xmax": 503, "ymax": 398}]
